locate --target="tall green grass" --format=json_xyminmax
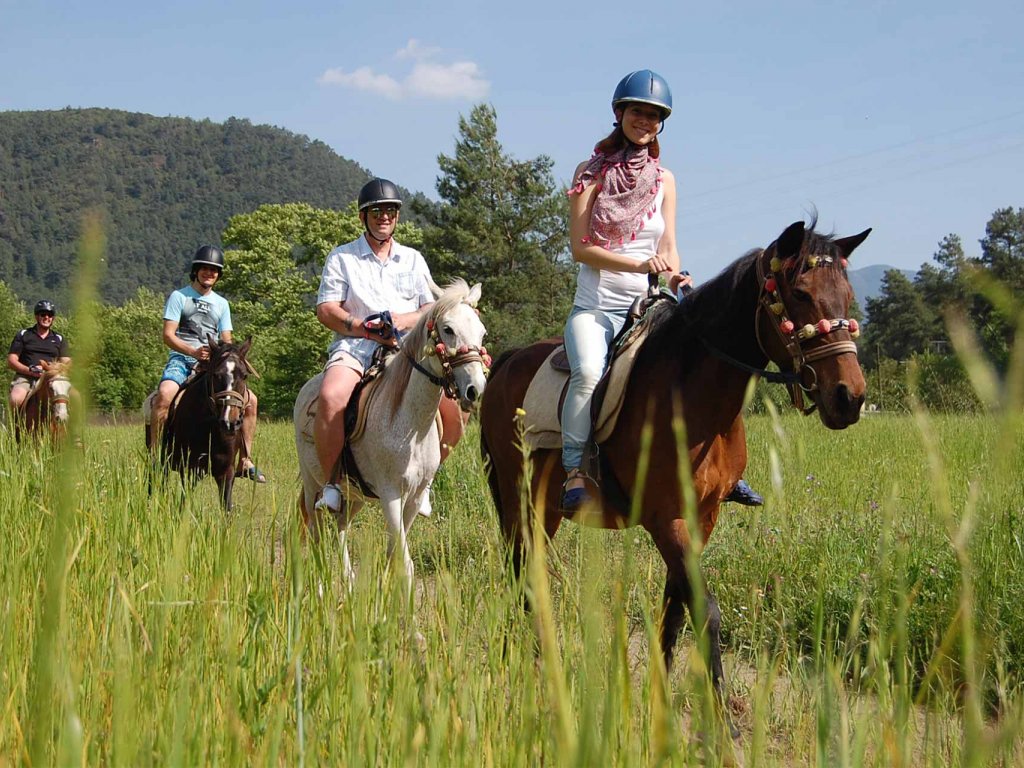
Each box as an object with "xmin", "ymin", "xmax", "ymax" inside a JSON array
[{"xmin": 1, "ymin": 410, "xmax": 1021, "ymax": 765}]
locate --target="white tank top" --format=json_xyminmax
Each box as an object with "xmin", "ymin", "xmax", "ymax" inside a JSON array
[{"xmin": 573, "ymin": 185, "xmax": 666, "ymax": 312}]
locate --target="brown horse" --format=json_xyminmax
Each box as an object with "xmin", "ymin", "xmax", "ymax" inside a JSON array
[
  {"xmin": 480, "ymin": 220, "xmax": 871, "ymax": 730},
  {"xmin": 153, "ymin": 338, "xmax": 253, "ymax": 511},
  {"xmin": 15, "ymin": 359, "xmax": 73, "ymax": 441}
]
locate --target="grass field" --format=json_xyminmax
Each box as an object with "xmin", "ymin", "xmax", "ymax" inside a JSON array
[{"xmin": 1, "ymin": 409, "xmax": 1022, "ymax": 766}]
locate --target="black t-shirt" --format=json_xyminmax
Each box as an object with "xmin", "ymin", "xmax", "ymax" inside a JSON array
[{"xmin": 8, "ymin": 327, "xmax": 68, "ymax": 368}]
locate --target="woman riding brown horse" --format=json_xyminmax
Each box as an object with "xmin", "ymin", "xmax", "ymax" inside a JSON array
[{"xmin": 480, "ymin": 219, "xmax": 870, "ymax": 732}]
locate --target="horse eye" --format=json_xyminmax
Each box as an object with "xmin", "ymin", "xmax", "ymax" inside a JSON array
[
  {"xmin": 791, "ymin": 288, "xmax": 812, "ymax": 303},
  {"xmin": 443, "ymin": 325, "xmax": 454, "ymax": 336}
]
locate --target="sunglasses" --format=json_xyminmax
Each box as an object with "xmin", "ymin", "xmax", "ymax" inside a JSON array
[
  {"xmin": 367, "ymin": 205, "xmax": 399, "ymax": 218},
  {"xmin": 36, "ymin": 312, "xmax": 55, "ymax": 318}
]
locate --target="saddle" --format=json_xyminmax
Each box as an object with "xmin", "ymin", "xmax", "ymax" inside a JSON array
[
  {"xmin": 520, "ymin": 293, "xmax": 675, "ymax": 469},
  {"xmin": 299, "ymin": 347, "xmax": 443, "ymax": 500}
]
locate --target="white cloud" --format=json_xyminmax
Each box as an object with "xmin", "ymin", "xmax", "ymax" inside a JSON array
[
  {"xmin": 317, "ymin": 66, "xmax": 402, "ymax": 100},
  {"xmin": 405, "ymin": 61, "xmax": 489, "ymax": 100},
  {"xmin": 395, "ymin": 38, "xmax": 441, "ymax": 60},
  {"xmin": 318, "ymin": 40, "xmax": 489, "ymax": 102}
]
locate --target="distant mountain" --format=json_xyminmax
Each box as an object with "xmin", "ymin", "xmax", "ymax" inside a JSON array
[
  {"xmin": 0, "ymin": 108, "xmax": 382, "ymax": 304},
  {"xmin": 848, "ymin": 264, "xmax": 916, "ymax": 306}
]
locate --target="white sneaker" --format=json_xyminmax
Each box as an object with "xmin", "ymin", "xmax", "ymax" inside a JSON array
[
  {"xmin": 417, "ymin": 485, "xmax": 432, "ymax": 518},
  {"xmin": 315, "ymin": 483, "xmax": 343, "ymax": 514}
]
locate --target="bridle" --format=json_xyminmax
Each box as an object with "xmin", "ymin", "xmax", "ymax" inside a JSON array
[
  {"xmin": 205, "ymin": 357, "xmax": 247, "ymax": 432},
  {"xmin": 752, "ymin": 247, "xmax": 861, "ymax": 414},
  {"xmin": 46, "ymin": 374, "xmax": 71, "ymax": 409},
  {"xmin": 405, "ymin": 312, "xmax": 491, "ymax": 400}
]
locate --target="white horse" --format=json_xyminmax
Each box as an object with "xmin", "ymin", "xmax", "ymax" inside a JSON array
[{"xmin": 294, "ymin": 279, "xmax": 489, "ymax": 599}]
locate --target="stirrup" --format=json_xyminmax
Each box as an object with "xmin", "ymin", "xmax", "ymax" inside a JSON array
[{"xmin": 561, "ymin": 469, "xmax": 596, "ymax": 513}]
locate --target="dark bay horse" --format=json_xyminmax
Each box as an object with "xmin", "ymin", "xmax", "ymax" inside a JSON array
[
  {"xmin": 154, "ymin": 338, "xmax": 253, "ymax": 511},
  {"xmin": 480, "ymin": 220, "xmax": 871, "ymax": 728},
  {"xmin": 15, "ymin": 360, "xmax": 73, "ymax": 441}
]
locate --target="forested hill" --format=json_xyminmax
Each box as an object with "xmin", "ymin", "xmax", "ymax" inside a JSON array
[{"xmin": 0, "ymin": 108, "xmax": 374, "ymax": 304}]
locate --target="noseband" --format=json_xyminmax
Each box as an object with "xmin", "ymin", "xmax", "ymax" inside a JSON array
[
  {"xmin": 406, "ymin": 315, "xmax": 491, "ymax": 400},
  {"xmin": 754, "ymin": 249, "xmax": 861, "ymax": 414}
]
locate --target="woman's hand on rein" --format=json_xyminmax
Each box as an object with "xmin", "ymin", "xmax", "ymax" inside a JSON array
[{"xmin": 644, "ymin": 254, "xmax": 673, "ymax": 274}]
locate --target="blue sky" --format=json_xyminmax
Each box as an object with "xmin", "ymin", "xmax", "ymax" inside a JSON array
[{"xmin": 2, "ymin": 0, "xmax": 1022, "ymax": 283}]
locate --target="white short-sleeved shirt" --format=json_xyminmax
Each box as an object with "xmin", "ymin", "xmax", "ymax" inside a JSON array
[
  {"xmin": 573, "ymin": 185, "xmax": 665, "ymax": 312},
  {"xmin": 317, "ymin": 234, "xmax": 434, "ymax": 359}
]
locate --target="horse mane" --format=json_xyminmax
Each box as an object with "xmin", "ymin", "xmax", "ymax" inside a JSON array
[
  {"xmin": 643, "ymin": 217, "xmax": 845, "ymax": 369},
  {"xmin": 379, "ymin": 279, "xmax": 474, "ymax": 418}
]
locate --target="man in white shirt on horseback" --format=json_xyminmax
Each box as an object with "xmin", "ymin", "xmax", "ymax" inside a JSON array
[{"xmin": 313, "ymin": 178, "xmax": 464, "ymax": 516}]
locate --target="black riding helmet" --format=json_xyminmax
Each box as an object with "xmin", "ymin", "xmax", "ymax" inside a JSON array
[
  {"xmin": 357, "ymin": 178, "xmax": 403, "ymax": 212},
  {"xmin": 190, "ymin": 245, "xmax": 225, "ymax": 280},
  {"xmin": 35, "ymin": 299, "xmax": 57, "ymax": 316}
]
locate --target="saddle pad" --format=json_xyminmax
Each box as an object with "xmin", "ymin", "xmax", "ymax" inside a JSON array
[
  {"xmin": 298, "ymin": 375, "xmax": 384, "ymax": 445},
  {"xmin": 521, "ymin": 322, "xmax": 651, "ymax": 451}
]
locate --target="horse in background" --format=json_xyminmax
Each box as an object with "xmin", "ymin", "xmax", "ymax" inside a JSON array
[
  {"xmin": 480, "ymin": 220, "xmax": 871, "ymax": 736},
  {"xmin": 15, "ymin": 359, "xmax": 73, "ymax": 441},
  {"xmin": 148, "ymin": 338, "xmax": 254, "ymax": 511},
  {"xmin": 294, "ymin": 279, "xmax": 489, "ymax": 601}
]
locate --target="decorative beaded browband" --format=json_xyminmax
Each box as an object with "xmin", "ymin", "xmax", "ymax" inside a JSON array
[{"xmin": 755, "ymin": 250, "xmax": 861, "ymax": 414}]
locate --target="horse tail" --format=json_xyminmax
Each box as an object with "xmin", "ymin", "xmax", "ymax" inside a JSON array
[{"xmin": 479, "ymin": 347, "xmax": 522, "ymax": 532}]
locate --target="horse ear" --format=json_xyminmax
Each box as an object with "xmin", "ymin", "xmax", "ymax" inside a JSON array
[
  {"xmin": 833, "ymin": 228, "xmax": 872, "ymax": 260},
  {"xmin": 428, "ymin": 279, "xmax": 444, "ymax": 300},
  {"xmin": 208, "ymin": 334, "xmax": 219, "ymax": 350},
  {"xmin": 466, "ymin": 283, "xmax": 482, "ymax": 308},
  {"xmin": 239, "ymin": 336, "xmax": 253, "ymax": 357},
  {"xmin": 776, "ymin": 221, "xmax": 806, "ymax": 259}
]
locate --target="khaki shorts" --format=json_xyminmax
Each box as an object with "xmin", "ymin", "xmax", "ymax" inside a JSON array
[
  {"xmin": 325, "ymin": 348, "xmax": 366, "ymax": 375},
  {"xmin": 10, "ymin": 375, "xmax": 34, "ymax": 391}
]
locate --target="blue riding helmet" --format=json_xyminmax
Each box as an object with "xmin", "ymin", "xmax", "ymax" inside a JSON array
[{"xmin": 612, "ymin": 70, "xmax": 673, "ymax": 119}]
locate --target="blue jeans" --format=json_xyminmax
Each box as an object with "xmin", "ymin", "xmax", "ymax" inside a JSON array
[{"xmin": 561, "ymin": 306, "xmax": 627, "ymax": 472}]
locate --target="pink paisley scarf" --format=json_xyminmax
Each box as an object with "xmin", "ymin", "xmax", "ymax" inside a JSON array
[{"xmin": 569, "ymin": 143, "xmax": 662, "ymax": 246}]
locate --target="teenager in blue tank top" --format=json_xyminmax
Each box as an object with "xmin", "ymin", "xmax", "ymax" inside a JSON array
[{"xmin": 151, "ymin": 246, "xmax": 267, "ymax": 483}]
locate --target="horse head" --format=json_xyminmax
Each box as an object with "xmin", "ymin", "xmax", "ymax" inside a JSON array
[
  {"xmin": 204, "ymin": 337, "xmax": 252, "ymax": 434},
  {"xmin": 39, "ymin": 359, "xmax": 72, "ymax": 424},
  {"xmin": 756, "ymin": 221, "xmax": 871, "ymax": 429},
  {"xmin": 415, "ymin": 280, "xmax": 490, "ymax": 411}
]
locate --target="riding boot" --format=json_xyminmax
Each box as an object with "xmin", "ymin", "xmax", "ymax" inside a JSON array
[{"xmin": 725, "ymin": 478, "xmax": 764, "ymax": 506}]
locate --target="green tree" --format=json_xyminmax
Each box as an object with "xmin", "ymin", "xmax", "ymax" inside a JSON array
[
  {"xmin": 979, "ymin": 207, "xmax": 1024, "ymax": 287},
  {"xmin": 417, "ymin": 104, "xmax": 574, "ymax": 352},
  {"xmin": 0, "ymin": 281, "xmax": 30, "ymax": 391},
  {"xmin": 219, "ymin": 202, "xmax": 425, "ymax": 417},
  {"xmin": 89, "ymin": 288, "xmax": 166, "ymax": 413},
  {"xmin": 862, "ymin": 269, "xmax": 939, "ymax": 366}
]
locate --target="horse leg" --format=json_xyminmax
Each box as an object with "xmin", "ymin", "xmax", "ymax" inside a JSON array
[
  {"xmin": 219, "ymin": 469, "xmax": 235, "ymax": 512},
  {"xmin": 650, "ymin": 517, "xmax": 737, "ymax": 739},
  {"xmin": 381, "ymin": 495, "xmax": 415, "ymax": 608}
]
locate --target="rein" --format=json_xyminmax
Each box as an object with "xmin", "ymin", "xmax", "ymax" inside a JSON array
[{"xmin": 752, "ymin": 248, "xmax": 861, "ymax": 414}]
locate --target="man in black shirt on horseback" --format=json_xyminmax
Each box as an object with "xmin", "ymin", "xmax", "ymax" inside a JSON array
[{"xmin": 7, "ymin": 300, "xmax": 71, "ymax": 412}]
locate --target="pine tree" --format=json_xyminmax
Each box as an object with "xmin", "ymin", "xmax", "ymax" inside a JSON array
[{"xmin": 416, "ymin": 104, "xmax": 575, "ymax": 352}]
